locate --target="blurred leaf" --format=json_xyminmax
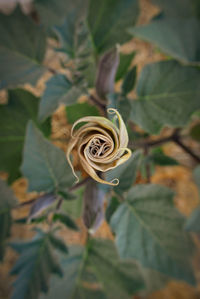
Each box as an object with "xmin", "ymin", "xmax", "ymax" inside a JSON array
[
  {"xmin": 0, "ymin": 89, "xmax": 50, "ymax": 184},
  {"xmin": 193, "ymin": 165, "xmax": 200, "ymax": 192},
  {"xmin": 115, "ymin": 52, "xmax": 136, "ymax": 81},
  {"xmin": 53, "ymin": 212, "xmax": 79, "ymax": 231},
  {"xmin": 151, "ymin": 0, "xmax": 200, "ymax": 18},
  {"xmin": 35, "ymin": 0, "xmax": 87, "ymax": 28},
  {"xmin": 139, "ymin": 267, "xmax": 169, "ymax": 296},
  {"xmin": 10, "ymin": 230, "xmax": 66, "ymax": 299},
  {"xmin": 0, "ymin": 7, "xmax": 46, "ymax": 89},
  {"xmin": 105, "ymin": 196, "xmax": 120, "ymax": 223},
  {"xmin": 28, "ymin": 193, "xmax": 57, "ymax": 221},
  {"xmin": 87, "ymin": 0, "xmax": 139, "ymax": 54},
  {"xmin": 107, "ymin": 93, "xmax": 131, "ymax": 123},
  {"xmin": 0, "ymin": 179, "xmax": 18, "ymax": 261},
  {"xmin": 66, "ymin": 102, "xmax": 100, "ymax": 124},
  {"xmin": 39, "ymin": 74, "xmax": 83, "ymax": 121},
  {"xmin": 190, "ymin": 123, "xmax": 200, "ymax": 142},
  {"xmin": 185, "ymin": 206, "xmax": 200, "ymax": 232},
  {"xmin": 57, "ymin": 191, "xmax": 76, "ymax": 201},
  {"xmin": 95, "ymin": 47, "xmax": 119, "ymax": 99},
  {"xmin": 106, "ymin": 150, "xmax": 141, "ymax": 195},
  {"xmin": 111, "ymin": 184, "xmax": 195, "ymax": 284},
  {"xmin": 121, "ymin": 66, "xmax": 137, "ymax": 95},
  {"xmin": 61, "ymin": 187, "xmax": 83, "ymax": 218},
  {"xmin": 130, "ymin": 60, "xmax": 200, "ymax": 134},
  {"xmin": 129, "ymin": 17, "xmax": 200, "ymax": 64},
  {"xmin": 40, "ymin": 239, "xmax": 144, "ymax": 299},
  {"xmin": 83, "ymin": 179, "xmax": 105, "ymax": 233},
  {"xmin": 21, "ymin": 121, "xmax": 75, "ymax": 193},
  {"xmin": 149, "ymin": 150, "xmax": 179, "ymax": 166}
]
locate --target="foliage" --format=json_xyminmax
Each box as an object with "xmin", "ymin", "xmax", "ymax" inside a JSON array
[{"xmin": 0, "ymin": 0, "xmax": 200, "ymax": 298}]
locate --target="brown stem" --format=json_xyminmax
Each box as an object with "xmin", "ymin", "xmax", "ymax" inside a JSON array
[
  {"xmin": 172, "ymin": 133, "xmax": 200, "ymax": 163},
  {"xmin": 89, "ymin": 94, "xmax": 106, "ymax": 115}
]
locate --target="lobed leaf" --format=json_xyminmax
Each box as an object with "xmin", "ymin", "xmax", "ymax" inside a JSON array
[
  {"xmin": 0, "ymin": 7, "xmax": 46, "ymax": 89},
  {"xmin": 21, "ymin": 121, "xmax": 75, "ymax": 193},
  {"xmin": 130, "ymin": 60, "xmax": 200, "ymax": 134},
  {"xmin": 111, "ymin": 184, "xmax": 195, "ymax": 284}
]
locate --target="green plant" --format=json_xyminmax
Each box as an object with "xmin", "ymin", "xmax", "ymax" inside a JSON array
[{"xmin": 0, "ymin": 0, "xmax": 200, "ymax": 298}]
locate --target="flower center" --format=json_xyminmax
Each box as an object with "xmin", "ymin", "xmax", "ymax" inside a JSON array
[{"xmin": 89, "ymin": 138, "xmax": 110, "ymax": 157}]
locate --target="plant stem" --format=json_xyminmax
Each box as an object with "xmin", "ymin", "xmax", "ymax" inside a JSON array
[{"xmin": 130, "ymin": 129, "xmax": 200, "ymax": 164}]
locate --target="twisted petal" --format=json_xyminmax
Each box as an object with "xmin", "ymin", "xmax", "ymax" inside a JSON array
[{"xmin": 66, "ymin": 108, "xmax": 131, "ymax": 185}]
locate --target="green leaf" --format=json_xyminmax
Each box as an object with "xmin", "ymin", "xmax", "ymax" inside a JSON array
[
  {"xmin": 0, "ymin": 89, "xmax": 50, "ymax": 184},
  {"xmin": 115, "ymin": 52, "xmax": 136, "ymax": 82},
  {"xmin": 87, "ymin": 0, "xmax": 139, "ymax": 54},
  {"xmin": 61, "ymin": 187, "xmax": 83, "ymax": 218},
  {"xmin": 0, "ymin": 179, "xmax": 18, "ymax": 261},
  {"xmin": 66, "ymin": 102, "xmax": 100, "ymax": 124},
  {"xmin": 53, "ymin": 212, "xmax": 79, "ymax": 231},
  {"xmin": 129, "ymin": 17, "xmax": 200, "ymax": 65},
  {"xmin": 130, "ymin": 60, "xmax": 200, "ymax": 134},
  {"xmin": 39, "ymin": 74, "xmax": 83, "ymax": 121},
  {"xmin": 193, "ymin": 165, "xmax": 200, "ymax": 192},
  {"xmin": 111, "ymin": 184, "xmax": 195, "ymax": 284},
  {"xmin": 105, "ymin": 196, "xmax": 120, "ymax": 223},
  {"xmin": 121, "ymin": 66, "xmax": 137, "ymax": 95},
  {"xmin": 0, "ymin": 7, "xmax": 46, "ymax": 89},
  {"xmin": 190, "ymin": 123, "xmax": 200, "ymax": 142},
  {"xmin": 151, "ymin": 0, "xmax": 200, "ymax": 18},
  {"xmin": 40, "ymin": 239, "xmax": 144, "ymax": 299},
  {"xmin": 35, "ymin": 0, "xmax": 87, "ymax": 28},
  {"xmin": 149, "ymin": 150, "xmax": 179, "ymax": 166},
  {"xmin": 107, "ymin": 93, "xmax": 131, "ymax": 123},
  {"xmin": 21, "ymin": 121, "xmax": 75, "ymax": 193},
  {"xmin": 10, "ymin": 231, "xmax": 65, "ymax": 299},
  {"xmin": 185, "ymin": 206, "xmax": 200, "ymax": 232},
  {"xmin": 106, "ymin": 150, "xmax": 141, "ymax": 195}
]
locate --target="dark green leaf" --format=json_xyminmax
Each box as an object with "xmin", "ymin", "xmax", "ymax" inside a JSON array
[
  {"xmin": 105, "ymin": 196, "xmax": 120, "ymax": 223},
  {"xmin": 193, "ymin": 165, "xmax": 200, "ymax": 192},
  {"xmin": 39, "ymin": 74, "xmax": 83, "ymax": 121},
  {"xmin": 0, "ymin": 179, "xmax": 18, "ymax": 261},
  {"xmin": 10, "ymin": 231, "xmax": 64, "ymax": 299},
  {"xmin": 106, "ymin": 150, "xmax": 141, "ymax": 195},
  {"xmin": 115, "ymin": 52, "xmax": 136, "ymax": 81},
  {"xmin": 53, "ymin": 212, "xmax": 79, "ymax": 231},
  {"xmin": 0, "ymin": 89, "xmax": 50, "ymax": 183},
  {"xmin": 190, "ymin": 123, "xmax": 200, "ymax": 142},
  {"xmin": 130, "ymin": 60, "xmax": 200, "ymax": 134},
  {"xmin": 87, "ymin": 0, "xmax": 139, "ymax": 54},
  {"xmin": 149, "ymin": 151, "xmax": 179, "ymax": 166},
  {"xmin": 0, "ymin": 7, "xmax": 46, "ymax": 89},
  {"xmin": 185, "ymin": 206, "xmax": 200, "ymax": 232},
  {"xmin": 121, "ymin": 66, "xmax": 137, "ymax": 95},
  {"xmin": 66, "ymin": 102, "xmax": 100, "ymax": 125},
  {"xmin": 28, "ymin": 193, "xmax": 57, "ymax": 221},
  {"xmin": 40, "ymin": 239, "xmax": 144, "ymax": 299},
  {"xmin": 129, "ymin": 17, "xmax": 200, "ymax": 64},
  {"xmin": 48, "ymin": 234, "xmax": 69, "ymax": 254},
  {"xmin": 83, "ymin": 179, "xmax": 105, "ymax": 233},
  {"xmin": 21, "ymin": 121, "xmax": 75, "ymax": 193},
  {"xmin": 111, "ymin": 184, "xmax": 195, "ymax": 284}
]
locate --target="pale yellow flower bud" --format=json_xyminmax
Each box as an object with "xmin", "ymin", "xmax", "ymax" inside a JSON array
[{"xmin": 66, "ymin": 108, "xmax": 131, "ymax": 185}]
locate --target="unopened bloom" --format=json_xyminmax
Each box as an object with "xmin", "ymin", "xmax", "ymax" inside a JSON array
[{"xmin": 66, "ymin": 108, "xmax": 131, "ymax": 185}]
